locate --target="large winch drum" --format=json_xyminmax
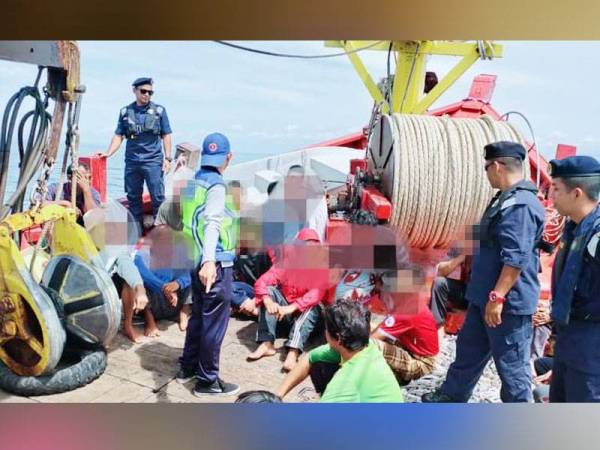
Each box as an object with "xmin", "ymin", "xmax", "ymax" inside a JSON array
[{"xmin": 40, "ymin": 255, "xmax": 121, "ymax": 346}]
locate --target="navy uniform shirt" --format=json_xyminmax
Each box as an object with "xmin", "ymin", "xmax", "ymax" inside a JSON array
[
  {"xmin": 465, "ymin": 184, "xmax": 545, "ymax": 314},
  {"xmin": 552, "ymin": 205, "xmax": 600, "ymax": 374},
  {"xmin": 115, "ymin": 101, "xmax": 172, "ymax": 165},
  {"xmin": 553, "ymin": 205, "xmax": 600, "ymax": 320}
]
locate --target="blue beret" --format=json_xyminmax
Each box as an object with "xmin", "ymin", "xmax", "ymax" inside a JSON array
[
  {"xmin": 549, "ymin": 156, "xmax": 600, "ymax": 178},
  {"xmin": 132, "ymin": 77, "xmax": 153, "ymax": 87},
  {"xmin": 484, "ymin": 141, "xmax": 526, "ymax": 161}
]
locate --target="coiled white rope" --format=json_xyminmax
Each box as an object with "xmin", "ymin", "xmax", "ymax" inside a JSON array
[{"xmin": 375, "ymin": 114, "xmax": 529, "ymax": 249}]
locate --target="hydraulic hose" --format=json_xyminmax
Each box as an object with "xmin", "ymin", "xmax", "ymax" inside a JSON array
[{"xmin": 0, "ymin": 73, "xmax": 51, "ymax": 220}]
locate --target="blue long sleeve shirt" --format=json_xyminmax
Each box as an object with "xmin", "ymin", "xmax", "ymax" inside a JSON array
[{"xmin": 134, "ymin": 251, "xmax": 191, "ymax": 296}]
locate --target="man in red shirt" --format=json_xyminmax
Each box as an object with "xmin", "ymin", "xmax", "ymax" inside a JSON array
[
  {"xmin": 247, "ymin": 228, "xmax": 331, "ymax": 372},
  {"xmin": 372, "ymin": 306, "xmax": 440, "ymax": 384}
]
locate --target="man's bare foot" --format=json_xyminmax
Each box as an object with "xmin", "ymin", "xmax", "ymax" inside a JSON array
[
  {"xmin": 144, "ymin": 324, "xmax": 160, "ymax": 337},
  {"xmin": 178, "ymin": 304, "xmax": 191, "ymax": 331},
  {"xmin": 282, "ymin": 349, "xmax": 300, "ymax": 372},
  {"xmin": 123, "ymin": 325, "xmax": 144, "ymax": 343},
  {"xmin": 143, "ymin": 307, "xmax": 160, "ymax": 337},
  {"xmin": 247, "ymin": 342, "xmax": 276, "ymax": 361}
]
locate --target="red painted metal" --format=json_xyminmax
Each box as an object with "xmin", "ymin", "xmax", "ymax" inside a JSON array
[
  {"xmin": 350, "ymin": 158, "xmax": 367, "ymax": 175},
  {"xmin": 467, "ymin": 74, "xmax": 497, "ymax": 103},
  {"xmin": 360, "ymin": 186, "xmax": 392, "ymax": 220},
  {"xmin": 79, "ymin": 155, "xmax": 107, "ymax": 202},
  {"xmin": 555, "ymin": 144, "xmax": 577, "ymax": 160},
  {"xmin": 310, "ymin": 130, "xmax": 368, "ymax": 150}
]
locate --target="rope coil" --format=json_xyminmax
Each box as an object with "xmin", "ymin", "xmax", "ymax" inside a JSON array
[{"xmin": 368, "ymin": 114, "xmax": 530, "ymax": 248}]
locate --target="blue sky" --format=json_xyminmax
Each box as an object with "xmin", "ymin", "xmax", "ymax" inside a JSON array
[{"xmin": 1, "ymin": 41, "xmax": 600, "ymax": 196}]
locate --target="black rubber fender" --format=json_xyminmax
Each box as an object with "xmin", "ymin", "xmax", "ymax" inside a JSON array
[{"xmin": 0, "ymin": 346, "xmax": 107, "ymax": 397}]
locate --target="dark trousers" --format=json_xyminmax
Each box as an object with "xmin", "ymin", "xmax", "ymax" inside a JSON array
[
  {"xmin": 441, "ymin": 303, "xmax": 533, "ymax": 402},
  {"xmin": 180, "ymin": 263, "xmax": 233, "ymax": 385},
  {"xmin": 429, "ymin": 277, "xmax": 467, "ymax": 327},
  {"xmin": 310, "ymin": 362, "xmax": 339, "ymax": 394},
  {"xmin": 231, "ymin": 281, "xmax": 254, "ymax": 308},
  {"xmin": 256, "ymin": 287, "xmax": 320, "ymax": 352},
  {"xmin": 125, "ymin": 162, "xmax": 165, "ymax": 225},
  {"xmin": 550, "ymin": 360, "xmax": 600, "ymax": 402}
]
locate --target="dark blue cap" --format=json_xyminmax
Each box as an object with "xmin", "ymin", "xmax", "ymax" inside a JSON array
[
  {"xmin": 132, "ymin": 77, "xmax": 153, "ymax": 87},
  {"xmin": 201, "ymin": 132, "xmax": 231, "ymax": 167},
  {"xmin": 549, "ymin": 155, "xmax": 600, "ymax": 178},
  {"xmin": 484, "ymin": 141, "xmax": 527, "ymax": 161}
]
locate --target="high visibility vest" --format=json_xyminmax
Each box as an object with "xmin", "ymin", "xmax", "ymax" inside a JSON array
[{"xmin": 180, "ymin": 168, "xmax": 238, "ymax": 264}]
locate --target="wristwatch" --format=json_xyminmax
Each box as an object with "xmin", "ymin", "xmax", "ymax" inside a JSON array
[
  {"xmin": 165, "ymin": 157, "xmax": 172, "ymax": 162},
  {"xmin": 488, "ymin": 290, "xmax": 506, "ymax": 304}
]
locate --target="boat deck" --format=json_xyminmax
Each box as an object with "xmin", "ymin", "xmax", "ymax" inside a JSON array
[{"xmin": 0, "ymin": 315, "xmax": 317, "ymax": 403}]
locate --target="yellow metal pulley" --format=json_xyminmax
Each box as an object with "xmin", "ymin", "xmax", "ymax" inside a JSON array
[{"xmin": 0, "ymin": 203, "xmax": 99, "ymax": 376}]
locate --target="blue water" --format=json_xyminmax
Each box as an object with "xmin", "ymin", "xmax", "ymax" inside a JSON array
[{"xmin": 4, "ymin": 141, "xmax": 278, "ymax": 204}]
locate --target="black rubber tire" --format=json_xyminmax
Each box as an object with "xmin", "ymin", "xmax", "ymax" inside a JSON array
[{"xmin": 0, "ymin": 346, "xmax": 107, "ymax": 397}]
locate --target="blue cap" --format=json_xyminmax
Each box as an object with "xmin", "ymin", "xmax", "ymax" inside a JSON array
[
  {"xmin": 549, "ymin": 155, "xmax": 600, "ymax": 178},
  {"xmin": 484, "ymin": 141, "xmax": 526, "ymax": 161},
  {"xmin": 132, "ymin": 77, "xmax": 153, "ymax": 87},
  {"xmin": 201, "ymin": 133, "xmax": 231, "ymax": 167}
]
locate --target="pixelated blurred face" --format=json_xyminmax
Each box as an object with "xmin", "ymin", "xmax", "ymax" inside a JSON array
[
  {"xmin": 379, "ymin": 269, "xmax": 429, "ymax": 315},
  {"xmin": 229, "ymin": 186, "xmax": 241, "ymax": 210},
  {"xmin": 280, "ymin": 240, "xmax": 327, "ymax": 270},
  {"xmin": 550, "ymin": 177, "xmax": 575, "ymax": 217},
  {"xmin": 452, "ymin": 224, "xmax": 477, "ymax": 256},
  {"xmin": 146, "ymin": 225, "xmax": 193, "ymax": 270}
]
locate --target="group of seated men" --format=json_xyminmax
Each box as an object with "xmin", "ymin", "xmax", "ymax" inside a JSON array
[{"xmin": 42, "ymin": 158, "xmax": 554, "ymax": 403}]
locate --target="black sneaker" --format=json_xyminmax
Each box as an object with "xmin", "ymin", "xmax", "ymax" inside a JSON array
[
  {"xmin": 193, "ymin": 378, "xmax": 240, "ymax": 397},
  {"xmin": 421, "ymin": 389, "xmax": 458, "ymax": 403},
  {"xmin": 175, "ymin": 367, "xmax": 197, "ymax": 384}
]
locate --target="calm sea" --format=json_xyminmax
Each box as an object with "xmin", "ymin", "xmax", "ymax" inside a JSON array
[{"xmin": 3, "ymin": 142, "xmax": 275, "ymax": 204}]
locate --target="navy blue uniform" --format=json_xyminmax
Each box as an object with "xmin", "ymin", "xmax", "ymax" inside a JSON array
[
  {"xmin": 179, "ymin": 133, "xmax": 236, "ymax": 389},
  {"xmin": 440, "ymin": 180, "xmax": 545, "ymax": 402},
  {"xmin": 550, "ymin": 205, "xmax": 600, "ymax": 402},
  {"xmin": 115, "ymin": 101, "xmax": 172, "ymax": 224}
]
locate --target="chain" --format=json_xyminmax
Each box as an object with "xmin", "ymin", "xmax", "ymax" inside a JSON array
[
  {"xmin": 30, "ymin": 155, "xmax": 55, "ymax": 212},
  {"xmin": 28, "ymin": 87, "xmax": 54, "ymax": 212}
]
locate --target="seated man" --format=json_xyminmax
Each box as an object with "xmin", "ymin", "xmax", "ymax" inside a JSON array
[
  {"xmin": 45, "ymin": 163, "xmax": 101, "ymax": 223},
  {"xmin": 429, "ymin": 250, "xmax": 471, "ymax": 335},
  {"xmin": 372, "ymin": 307, "xmax": 439, "ymax": 385},
  {"xmin": 275, "ymin": 298, "xmax": 404, "ymax": 402},
  {"xmin": 84, "ymin": 203, "xmax": 150, "ymax": 343},
  {"xmin": 235, "ymin": 390, "xmax": 282, "ymax": 403},
  {"xmin": 134, "ymin": 226, "xmax": 193, "ymax": 333},
  {"xmin": 247, "ymin": 228, "xmax": 328, "ymax": 372},
  {"xmin": 232, "ymin": 247, "xmax": 275, "ymax": 317},
  {"xmin": 531, "ymin": 299, "xmax": 552, "ymax": 366}
]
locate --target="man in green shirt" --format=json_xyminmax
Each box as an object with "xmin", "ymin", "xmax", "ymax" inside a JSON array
[{"xmin": 276, "ymin": 299, "xmax": 404, "ymax": 403}]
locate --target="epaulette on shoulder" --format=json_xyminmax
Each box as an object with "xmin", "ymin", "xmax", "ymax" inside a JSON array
[{"xmin": 500, "ymin": 197, "xmax": 518, "ymax": 210}]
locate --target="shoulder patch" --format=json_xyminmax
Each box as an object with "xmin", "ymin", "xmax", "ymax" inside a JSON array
[
  {"xmin": 501, "ymin": 197, "xmax": 517, "ymax": 210},
  {"xmin": 120, "ymin": 107, "xmax": 127, "ymax": 116},
  {"xmin": 587, "ymin": 233, "xmax": 600, "ymax": 259},
  {"xmin": 384, "ymin": 315, "xmax": 395, "ymax": 328},
  {"xmin": 156, "ymin": 106, "xmax": 163, "ymax": 115}
]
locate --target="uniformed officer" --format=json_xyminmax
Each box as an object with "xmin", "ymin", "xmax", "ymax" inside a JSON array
[
  {"xmin": 176, "ymin": 132, "xmax": 240, "ymax": 397},
  {"xmin": 422, "ymin": 141, "xmax": 545, "ymax": 402},
  {"xmin": 548, "ymin": 155, "xmax": 600, "ymax": 402},
  {"xmin": 100, "ymin": 77, "xmax": 173, "ymax": 228}
]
